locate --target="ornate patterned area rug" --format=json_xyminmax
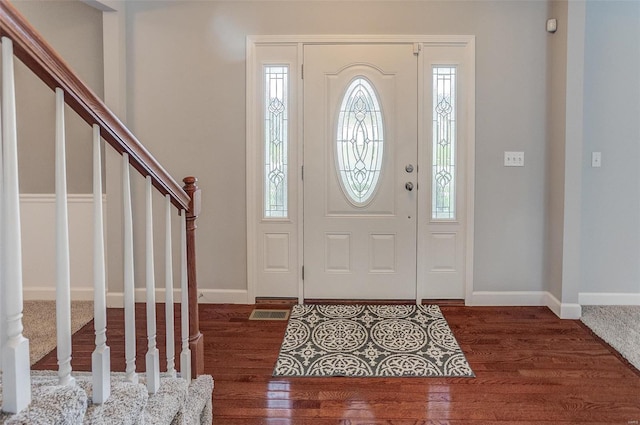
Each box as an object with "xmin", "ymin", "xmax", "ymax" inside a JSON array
[{"xmin": 273, "ymin": 304, "xmax": 475, "ymax": 377}]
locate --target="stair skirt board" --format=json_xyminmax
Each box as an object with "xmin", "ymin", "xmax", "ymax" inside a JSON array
[
  {"xmin": 0, "ymin": 371, "xmax": 213, "ymax": 425},
  {"xmin": 249, "ymin": 309, "xmax": 290, "ymax": 321}
]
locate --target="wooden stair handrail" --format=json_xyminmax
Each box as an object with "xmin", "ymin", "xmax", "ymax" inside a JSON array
[{"xmin": 0, "ymin": 0, "xmax": 189, "ymax": 210}]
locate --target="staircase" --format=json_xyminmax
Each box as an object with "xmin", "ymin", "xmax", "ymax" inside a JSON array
[
  {"xmin": 0, "ymin": 372, "xmax": 213, "ymax": 424},
  {"xmin": 0, "ymin": 1, "xmax": 212, "ymax": 422}
]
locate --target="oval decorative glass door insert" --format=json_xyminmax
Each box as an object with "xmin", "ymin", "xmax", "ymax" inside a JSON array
[{"xmin": 336, "ymin": 77, "xmax": 384, "ymax": 206}]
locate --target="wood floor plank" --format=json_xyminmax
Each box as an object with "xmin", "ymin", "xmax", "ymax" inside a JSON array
[{"xmin": 33, "ymin": 304, "xmax": 640, "ymax": 424}]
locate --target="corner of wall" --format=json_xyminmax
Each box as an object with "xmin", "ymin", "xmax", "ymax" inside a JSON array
[
  {"xmin": 545, "ymin": 291, "xmax": 581, "ymax": 319},
  {"xmin": 544, "ymin": 0, "xmax": 568, "ymax": 303}
]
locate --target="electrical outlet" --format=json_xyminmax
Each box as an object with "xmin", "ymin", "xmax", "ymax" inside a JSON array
[{"xmin": 504, "ymin": 151, "xmax": 525, "ymax": 167}]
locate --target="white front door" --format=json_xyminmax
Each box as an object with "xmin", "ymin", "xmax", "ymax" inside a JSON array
[{"xmin": 303, "ymin": 44, "xmax": 418, "ymax": 299}]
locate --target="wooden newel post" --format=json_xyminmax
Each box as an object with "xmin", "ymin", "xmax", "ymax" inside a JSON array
[{"xmin": 183, "ymin": 176, "xmax": 204, "ymax": 378}]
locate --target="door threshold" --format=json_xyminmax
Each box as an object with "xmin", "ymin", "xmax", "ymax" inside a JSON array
[
  {"xmin": 422, "ymin": 299, "xmax": 465, "ymax": 307},
  {"xmin": 255, "ymin": 297, "xmax": 298, "ymax": 307},
  {"xmin": 304, "ymin": 298, "xmax": 465, "ymax": 306},
  {"xmin": 305, "ymin": 299, "xmax": 417, "ymax": 305}
]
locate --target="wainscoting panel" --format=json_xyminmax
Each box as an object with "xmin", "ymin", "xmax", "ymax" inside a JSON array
[{"xmin": 21, "ymin": 194, "xmax": 105, "ymax": 300}]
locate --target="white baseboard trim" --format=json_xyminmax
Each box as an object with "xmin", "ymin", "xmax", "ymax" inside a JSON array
[
  {"xmin": 106, "ymin": 292, "xmax": 125, "ymax": 308},
  {"xmin": 544, "ymin": 292, "xmax": 581, "ymax": 319},
  {"xmin": 106, "ymin": 288, "xmax": 249, "ymax": 308},
  {"xmin": 579, "ymin": 292, "xmax": 640, "ymax": 306},
  {"xmin": 24, "ymin": 287, "xmax": 95, "ymax": 301},
  {"xmin": 469, "ymin": 290, "xmax": 581, "ymax": 319},
  {"xmin": 470, "ymin": 291, "xmax": 547, "ymax": 306},
  {"xmin": 198, "ymin": 289, "xmax": 249, "ymax": 304},
  {"xmin": 106, "ymin": 290, "xmax": 154, "ymax": 308},
  {"xmin": 106, "ymin": 288, "xmax": 184, "ymax": 308},
  {"xmin": 20, "ymin": 193, "xmax": 105, "ymax": 203}
]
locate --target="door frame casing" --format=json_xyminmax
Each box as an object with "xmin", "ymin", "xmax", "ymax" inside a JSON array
[{"xmin": 246, "ymin": 35, "xmax": 476, "ymax": 304}]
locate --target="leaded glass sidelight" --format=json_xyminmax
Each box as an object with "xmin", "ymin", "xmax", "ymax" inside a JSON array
[
  {"xmin": 336, "ymin": 77, "xmax": 384, "ymax": 206},
  {"xmin": 432, "ymin": 67, "xmax": 457, "ymax": 220},
  {"xmin": 264, "ymin": 66, "xmax": 288, "ymax": 218}
]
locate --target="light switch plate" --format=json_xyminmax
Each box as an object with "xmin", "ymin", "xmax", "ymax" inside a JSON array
[
  {"xmin": 592, "ymin": 152, "xmax": 601, "ymax": 167},
  {"xmin": 504, "ymin": 151, "xmax": 525, "ymax": 167}
]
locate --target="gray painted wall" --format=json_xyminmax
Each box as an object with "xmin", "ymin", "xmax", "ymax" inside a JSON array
[
  {"xmin": 11, "ymin": 0, "xmax": 103, "ymax": 194},
  {"xmin": 581, "ymin": 1, "xmax": 640, "ymax": 294},
  {"xmin": 125, "ymin": 0, "xmax": 550, "ymax": 293},
  {"xmin": 11, "ymin": 0, "xmax": 639, "ymax": 301}
]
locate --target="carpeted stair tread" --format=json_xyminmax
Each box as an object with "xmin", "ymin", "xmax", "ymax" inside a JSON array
[
  {"xmin": 171, "ymin": 375, "xmax": 214, "ymax": 425},
  {"xmin": 0, "ymin": 383, "xmax": 88, "ymax": 425},
  {"xmin": 82, "ymin": 380, "xmax": 148, "ymax": 425},
  {"xmin": 0, "ymin": 371, "xmax": 214, "ymax": 424},
  {"xmin": 142, "ymin": 377, "xmax": 188, "ymax": 425}
]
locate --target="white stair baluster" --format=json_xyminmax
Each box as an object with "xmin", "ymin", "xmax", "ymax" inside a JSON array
[
  {"xmin": 55, "ymin": 88, "xmax": 75, "ymax": 387},
  {"xmin": 180, "ymin": 210, "xmax": 191, "ymax": 383},
  {"xmin": 122, "ymin": 153, "xmax": 138, "ymax": 384},
  {"xmin": 145, "ymin": 176, "xmax": 160, "ymax": 393},
  {"xmin": 92, "ymin": 124, "xmax": 111, "ymax": 403},
  {"xmin": 1, "ymin": 36, "xmax": 31, "ymax": 414},
  {"xmin": 165, "ymin": 195, "xmax": 176, "ymax": 378}
]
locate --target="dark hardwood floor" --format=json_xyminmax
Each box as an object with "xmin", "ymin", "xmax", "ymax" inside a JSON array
[{"xmin": 34, "ymin": 304, "xmax": 640, "ymax": 424}]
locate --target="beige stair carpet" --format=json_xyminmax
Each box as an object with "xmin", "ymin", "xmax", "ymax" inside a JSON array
[{"xmin": 22, "ymin": 300, "xmax": 94, "ymax": 365}]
